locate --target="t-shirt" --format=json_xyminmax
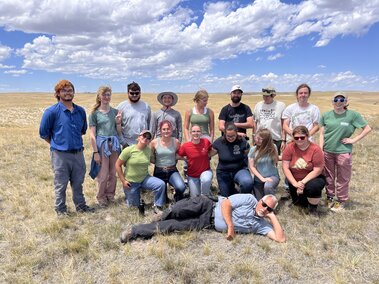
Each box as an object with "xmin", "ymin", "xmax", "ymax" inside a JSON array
[
  {"xmin": 119, "ymin": 145, "xmax": 151, "ymax": 183},
  {"xmin": 88, "ymin": 107, "xmax": 118, "ymax": 136},
  {"xmin": 282, "ymin": 142, "xmax": 324, "ymax": 181},
  {"xmin": 212, "ymin": 136, "xmax": 250, "ymax": 171},
  {"xmin": 190, "ymin": 107, "xmax": 211, "ymax": 136},
  {"xmin": 117, "ymin": 100, "xmax": 151, "ymax": 146},
  {"xmin": 214, "ymin": 194, "xmax": 272, "ymax": 235},
  {"xmin": 150, "ymin": 108, "xmax": 182, "ymax": 141},
  {"xmin": 219, "ymin": 103, "xmax": 253, "ymax": 134},
  {"xmin": 248, "ymin": 146, "xmax": 279, "ymax": 178},
  {"xmin": 178, "ymin": 138, "xmax": 212, "ymax": 178},
  {"xmin": 282, "ymin": 103, "xmax": 320, "ymax": 140},
  {"xmin": 254, "ymin": 100, "xmax": 286, "ymax": 141},
  {"xmin": 320, "ymin": 110, "xmax": 367, "ymax": 154}
]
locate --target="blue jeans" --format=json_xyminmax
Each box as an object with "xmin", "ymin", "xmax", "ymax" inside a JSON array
[
  {"xmin": 51, "ymin": 150, "xmax": 87, "ymax": 212},
  {"xmin": 188, "ymin": 170, "xmax": 213, "ymax": 197},
  {"xmin": 154, "ymin": 167, "xmax": 186, "ymax": 201},
  {"xmin": 253, "ymin": 175, "xmax": 280, "ymax": 200},
  {"xmin": 217, "ymin": 168, "xmax": 254, "ymax": 197},
  {"xmin": 123, "ymin": 175, "xmax": 166, "ymax": 207}
]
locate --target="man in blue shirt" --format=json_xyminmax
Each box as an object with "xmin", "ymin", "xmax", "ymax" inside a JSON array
[{"xmin": 39, "ymin": 80, "xmax": 94, "ymax": 215}]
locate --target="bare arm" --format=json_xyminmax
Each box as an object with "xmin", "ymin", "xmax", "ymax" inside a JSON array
[
  {"xmin": 282, "ymin": 118, "xmax": 292, "ymax": 136},
  {"xmin": 209, "ymin": 108, "xmax": 215, "ymax": 142},
  {"xmin": 248, "ymin": 157, "xmax": 267, "ymax": 183},
  {"xmin": 115, "ymin": 158, "xmax": 131, "ymax": 189},
  {"xmin": 221, "ymin": 199, "xmax": 235, "ymax": 241},
  {"xmin": 219, "ymin": 119, "xmax": 226, "ymax": 133},
  {"xmin": 115, "ymin": 110, "xmax": 122, "ymax": 135},
  {"xmin": 89, "ymin": 126, "xmax": 101, "ymax": 164},
  {"xmin": 183, "ymin": 110, "xmax": 191, "ymax": 142},
  {"xmin": 342, "ymin": 124, "xmax": 372, "ymax": 144},
  {"xmin": 209, "ymin": 147, "xmax": 218, "ymax": 157},
  {"xmin": 319, "ymin": 126, "xmax": 325, "ymax": 150},
  {"xmin": 309, "ymin": 123, "xmax": 320, "ymax": 137},
  {"xmin": 234, "ymin": 116, "xmax": 255, "ymax": 131},
  {"xmin": 265, "ymin": 213, "xmax": 286, "ymax": 243}
]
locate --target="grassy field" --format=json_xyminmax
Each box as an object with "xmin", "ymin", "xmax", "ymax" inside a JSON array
[{"xmin": 0, "ymin": 90, "xmax": 378, "ymax": 283}]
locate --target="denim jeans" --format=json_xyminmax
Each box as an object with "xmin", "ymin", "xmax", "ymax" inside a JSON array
[
  {"xmin": 123, "ymin": 175, "xmax": 166, "ymax": 207},
  {"xmin": 51, "ymin": 150, "xmax": 87, "ymax": 212},
  {"xmin": 217, "ymin": 168, "xmax": 254, "ymax": 197},
  {"xmin": 253, "ymin": 175, "xmax": 280, "ymax": 200},
  {"xmin": 154, "ymin": 167, "xmax": 186, "ymax": 200},
  {"xmin": 188, "ymin": 170, "xmax": 213, "ymax": 197}
]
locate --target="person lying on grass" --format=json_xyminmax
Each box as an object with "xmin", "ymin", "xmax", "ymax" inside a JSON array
[{"xmin": 120, "ymin": 194, "xmax": 286, "ymax": 243}]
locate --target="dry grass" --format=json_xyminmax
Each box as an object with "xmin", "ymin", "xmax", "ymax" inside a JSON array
[{"xmin": 0, "ymin": 91, "xmax": 378, "ymax": 283}]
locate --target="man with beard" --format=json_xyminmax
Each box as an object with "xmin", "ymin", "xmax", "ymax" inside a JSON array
[
  {"xmin": 117, "ymin": 82, "xmax": 151, "ymax": 147},
  {"xmin": 39, "ymin": 80, "xmax": 95, "ymax": 215},
  {"xmin": 219, "ymin": 85, "xmax": 255, "ymax": 139},
  {"xmin": 120, "ymin": 194, "xmax": 285, "ymax": 243}
]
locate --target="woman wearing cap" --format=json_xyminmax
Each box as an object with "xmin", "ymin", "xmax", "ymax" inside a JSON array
[
  {"xmin": 210, "ymin": 123, "xmax": 253, "ymax": 197},
  {"xmin": 282, "ymin": 126, "xmax": 325, "ymax": 215},
  {"xmin": 150, "ymin": 120, "xmax": 186, "ymax": 202},
  {"xmin": 248, "ymin": 128, "xmax": 280, "ymax": 200},
  {"xmin": 150, "ymin": 92, "xmax": 183, "ymax": 141},
  {"xmin": 320, "ymin": 92, "xmax": 371, "ymax": 212},
  {"xmin": 178, "ymin": 124, "xmax": 213, "ymax": 197},
  {"xmin": 184, "ymin": 90, "xmax": 215, "ymax": 142},
  {"xmin": 115, "ymin": 130, "xmax": 166, "ymax": 213},
  {"xmin": 89, "ymin": 86, "xmax": 122, "ymax": 207}
]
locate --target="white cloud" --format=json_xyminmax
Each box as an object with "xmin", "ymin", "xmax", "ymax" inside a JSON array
[
  {"xmin": 0, "ymin": 0, "xmax": 378, "ymax": 83},
  {"xmin": 0, "ymin": 44, "xmax": 12, "ymax": 61},
  {"xmin": 4, "ymin": 69, "xmax": 28, "ymax": 76}
]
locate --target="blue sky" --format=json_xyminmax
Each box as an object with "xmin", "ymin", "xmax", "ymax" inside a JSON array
[{"xmin": 0, "ymin": 0, "xmax": 378, "ymax": 93}]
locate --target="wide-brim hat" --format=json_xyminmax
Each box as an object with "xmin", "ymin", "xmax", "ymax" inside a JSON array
[
  {"xmin": 157, "ymin": 92, "xmax": 178, "ymax": 106},
  {"xmin": 262, "ymin": 86, "xmax": 276, "ymax": 96}
]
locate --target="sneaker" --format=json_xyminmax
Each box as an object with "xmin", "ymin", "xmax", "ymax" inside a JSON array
[
  {"xmin": 326, "ymin": 197, "xmax": 335, "ymax": 209},
  {"xmin": 120, "ymin": 227, "xmax": 132, "ymax": 244},
  {"xmin": 56, "ymin": 210, "xmax": 69, "ymax": 216},
  {"xmin": 330, "ymin": 201, "xmax": 345, "ymax": 212},
  {"xmin": 76, "ymin": 205, "xmax": 95, "ymax": 213}
]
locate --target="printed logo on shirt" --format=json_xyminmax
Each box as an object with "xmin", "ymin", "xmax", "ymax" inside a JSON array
[
  {"xmin": 293, "ymin": 158, "xmax": 307, "ymax": 169},
  {"xmin": 259, "ymin": 109, "xmax": 275, "ymax": 120},
  {"xmin": 233, "ymin": 145, "xmax": 241, "ymax": 155},
  {"xmin": 340, "ymin": 122, "xmax": 349, "ymax": 126}
]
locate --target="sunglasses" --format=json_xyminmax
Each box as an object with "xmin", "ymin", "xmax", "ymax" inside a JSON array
[
  {"xmin": 129, "ymin": 91, "xmax": 140, "ymax": 96},
  {"xmin": 333, "ymin": 97, "xmax": 346, "ymax": 103},
  {"xmin": 142, "ymin": 134, "xmax": 152, "ymax": 140},
  {"xmin": 294, "ymin": 136, "xmax": 306, "ymax": 141},
  {"xmin": 261, "ymin": 201, "xmax": 274, "ymax": 213}
]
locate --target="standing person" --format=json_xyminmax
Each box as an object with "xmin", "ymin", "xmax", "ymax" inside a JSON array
[
  {"xmin": 210, "ymin": 123, "xmax": 253, "ymax": 197},
  {"xmin": 282, "ymin": 126, "xmax": 326, "ymax": 215},
  {"xmin": 184, "ymin": 89, "xmax": 215, "ymax": 142},
  {"xmin": 254, "ymin": 86, "xmax": 286, "ymax": 155},
  {"xmin": 150, "ymin": 91, "xmax": 182, "ymax": 141},
  {"xmin": 282, "ymin": 83, "xmax": 320, "ymax": 140},
  {"xmin": 219, "ymin": 85, "xmax": 255, "ymax": 140},
  {"xmin": 248, "ymin": 128, "xmax": 280, "ymax": 200},
  {"xmin": 150, "ymin": 120, "xmax": 186, "ymax": 202},
  {"xmin": 115, "ymin": 130, "xmax": 166, "ymax": 213},
  {"xmin": 89, "ymin": 86, "xmax": 122, "ymax": 207},
  {"xmin": 320, "ymin": 92, "xmax": 371, "ymax": 212},
  {"xmin": 178, "ymin": 125, "xmax": 213, "ymax": 197},
  {"xmin": 117, "ymin": 81, "xmax": 151, "ymax": 148},
  {"xmin": 39, "ymin": 79, "xmax": 94, "ymax": 215}
]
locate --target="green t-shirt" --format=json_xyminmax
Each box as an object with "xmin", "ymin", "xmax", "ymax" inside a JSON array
[
  {"xmin": 88, "ymin": 107, "xmax": 118, "ymax": 136},
  {"xmin": 320, "ymin": 110, "xmax": 367, "ymax": 153},
  {"xmin": 119, "ymin": 145, "xmax": 151, "ymax": 182}
]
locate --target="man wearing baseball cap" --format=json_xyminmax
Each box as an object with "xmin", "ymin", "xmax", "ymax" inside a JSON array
[
  {"xmin": 219, "ymin": 85, "xmax": 255, "ymax": 139},
  {"xmin": 150, "ymin": 92, "xmax": 182, "ymax": 141},
  {"xmin": 254, "ymin": 86, "xmax": 286, "ymax": 155}
]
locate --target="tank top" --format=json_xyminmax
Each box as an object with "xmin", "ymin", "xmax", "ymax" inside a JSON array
[
  {"xmin": 190, "ymin": 107, "xmax": 210, "ymax": 135},
  {"xmin": 155, "ymin": 137, "xmax": 177, "ymax": 167}
]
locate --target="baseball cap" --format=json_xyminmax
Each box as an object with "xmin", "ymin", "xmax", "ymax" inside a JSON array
[
  {"xmin": 230, "ymin": 85, "xmax": 243, "ymax": 93},
  {"xmin": 262, "ymin": 86, "xmax": 276, "ymax": 96}
]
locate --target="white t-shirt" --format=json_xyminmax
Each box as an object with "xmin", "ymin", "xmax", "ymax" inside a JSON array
[{"xmin": 254, "ymin": 100, "xmax": 286, "ymax": 141}]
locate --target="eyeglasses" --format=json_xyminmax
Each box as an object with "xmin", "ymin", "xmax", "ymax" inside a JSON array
[
  {"xmin": 129, "ymin": 91, "xmax": 140, "ymax": 96},
  {"xmin": 261, "ymin": 201, "xmax": 274, "ymax": 213},
  {"xmin": 294, "ymin": 136, "xmax": 306, "ymax": 141},
  {"xmin": 333, "ymin": 97, "xmax": 346, "ymax": 103},
  {"xmin": 61, "ymin": 88, "xmax": 74, "ymax": 93}
]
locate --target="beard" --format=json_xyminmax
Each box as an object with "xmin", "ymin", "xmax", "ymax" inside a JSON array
[
  {"xmin": 231, "ymin": 96, "xmax": 241, "ymax": 103},
  {"xmin": 129, "ymin": 96, "xmax": 140, "ymax": 103}
]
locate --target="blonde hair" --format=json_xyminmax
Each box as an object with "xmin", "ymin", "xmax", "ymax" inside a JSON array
[
  {"xmin": 193, "ymin": 89, "xmax": 208, "ymax": 102},
  {"xmin": 253, "ymin": 128, "xmax": 278, "ymax": 164},
  {"xmin": 92, "ymin": 86, "xmax": 112, "ymax": 113}
]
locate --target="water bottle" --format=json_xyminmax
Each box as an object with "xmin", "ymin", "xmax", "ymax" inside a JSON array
[{"xmin": 138, "ymin": 199, "xmax": 145, "ymax": 216}]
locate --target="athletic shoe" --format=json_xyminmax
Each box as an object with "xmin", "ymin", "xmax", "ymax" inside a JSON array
[
  {"xmin": 330, "ymin": 201, "xmax": 345, "ymax": 212},
  {"xmin": 76, "ymin": 205, "xmax": 95, "ymax": 213},
  {"xmin": 326, "ymin": 197, "xmax": 335, "ymax": 209}
]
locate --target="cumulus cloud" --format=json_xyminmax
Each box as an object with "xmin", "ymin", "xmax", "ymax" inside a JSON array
[
  {"xmin": 0, "ymin": 44, "xmax": 12, "ymax": 61},
  {"xmin": 4, "ymin": 69, "xmax": 28, "ymax": 76},
  {"xmin": 0, "ymin": 0, "xmax": 378, "ymax": 84}
]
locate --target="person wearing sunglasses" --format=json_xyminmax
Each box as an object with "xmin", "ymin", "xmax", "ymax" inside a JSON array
[
  {"xmin": 115, "ymin": 130, "xmax": 166, "ymax": 214},
  {"xmin": 319, "ymin": 92, "xmax": 371, "ymax": 212},
  {"xmin": 117, "ymin": 81, "xmax": 151, "ymax": 148},
  {"xmin": 120, "ymin": 193, "xmax": 285, "ymax": 243},
  {"xmin": 282, "ymin": 126, "xmax": 326, "ymax": 216}
]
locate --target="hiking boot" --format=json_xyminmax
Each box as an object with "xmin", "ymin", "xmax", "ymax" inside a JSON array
[
  {"xmin": 76, "ymin": 205, "xmax": 95, "ymax": 213},
  {"xmin": 330, "ymin": 201, "xmax": 345, "ymax": 212},
  {"xmin": 120, "ymin": 227, "xmax": 132, "ymax": 244}
]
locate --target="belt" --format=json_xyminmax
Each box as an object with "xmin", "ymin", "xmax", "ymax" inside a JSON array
[
  {"xmin": 156, "ymin": 166, "xmax": 177, "ymax": 171},
  {"xmin": 56, "ymin": 148, "xmax": 83, "ymax": 154}
]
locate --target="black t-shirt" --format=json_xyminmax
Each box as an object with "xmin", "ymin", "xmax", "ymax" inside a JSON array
[
  {"xmin": 212, "ymin": 136, "xmax": 250, "ymax": 171},
  {"xmin": 218, "ymin": 103, "xmax": 253, "ymax": 134}
]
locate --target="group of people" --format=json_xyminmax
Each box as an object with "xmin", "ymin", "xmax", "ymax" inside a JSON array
[{"xmin": 39, "ymin": 79, "xmax": 371, "ymax": 244}]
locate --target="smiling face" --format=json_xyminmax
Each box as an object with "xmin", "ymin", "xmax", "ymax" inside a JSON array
[
  {"xmin": 296, "ymin": 87, "xmax": 310, "ymax": 105},
  {"xmin": 138, "ymin": 132, "xmax": 152, "ymax": 146},
  {"xmin": 231, "ymin": 90, "xmax": 242, "ymax": 103},
  {"xmin": 225, "ymin": 129, "xmax": 238, "ymax": 143},
  {"xmin": 333, "ymin": 95, "xmax": 348, "ymax": 112},
  {"xmin": 100, "ymin": 90, "xmax": 111, "ymax": 104},
  {"xmin": 191, "ymin": 125, "xmax": 202, "ymax": 141},
  {"xmin": 256, "ymin": 196, "xmax": 276, "ymax": 217},
  {"xmin": 57, "ymin": 86, "xmax": 75, "ymax": 102},
  {"xmin": 160, "ymin": 122, "xmax": 173, "ymax": 138},
  {"xmin": 161, "ymin": 94, "xmax": 174, "ymax": 107}
]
